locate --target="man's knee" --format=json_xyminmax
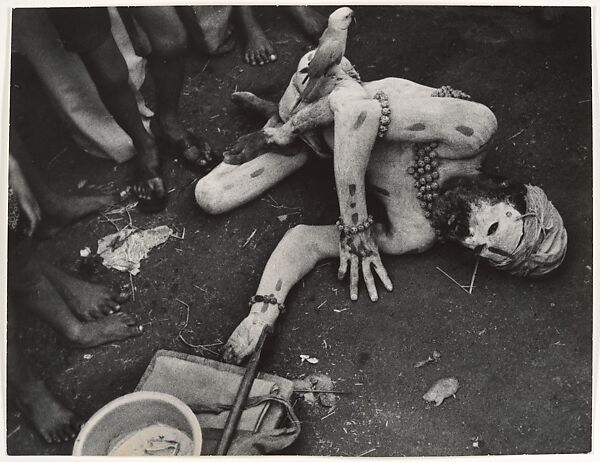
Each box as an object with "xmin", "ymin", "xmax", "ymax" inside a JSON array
[
  {"xmin": 195, "ymin": 174, "xmax": 229, "ymax": 215},
  {"xmin": 150, "ymin": 28, "xmax": 187, "ymax": 58},
  {"xmin": 281, "ymin": 224, "xmax": 322, "ymax": 256}
]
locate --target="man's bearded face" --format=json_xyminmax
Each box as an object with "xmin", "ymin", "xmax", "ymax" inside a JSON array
[{"xmin": 460, "ymin": 200, "xmax": 524, "ymax": 264}]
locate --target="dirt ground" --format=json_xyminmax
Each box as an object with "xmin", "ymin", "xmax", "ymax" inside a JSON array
[{"xmin": 6, "ymin": 6, "xmax": 592, "ymax": 456}]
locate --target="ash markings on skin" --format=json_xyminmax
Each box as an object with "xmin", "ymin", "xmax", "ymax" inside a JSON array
[
  {"xmin": 346, "ymin": 237, "xmax": 374, "ymax": 258},
  {"xmin": 261, "ymin": 302, "xmax": 269, "ymax": 313},
  {"xmin": 354, "ymin": 111, "xmax": 368, "ymax": 129},
  {"xmin": 407, "ymin": 122, "xmax": 426, "ymax": 131},
  {"xmin": 357, "ymin": 241, "xmax": 374, "ymax": 257},
  {"xmin": 371, "ymin": 185, "xmax": 390, "ymax": 196},
  {"xmin": 349, "ymin": 184, "xmax": 356, "ymax": 196},
  {"xmin": 352, "ymin": 213, "xmax": 359, "ymax": 224},
  {"xmin": 275, "ymin": 279, "xmax": 283, "ymax": 291},
  {"xmin": 250, "ymin": 167, "xmax": 265, "ymax": 178},
  {"xmin": 455, "ymin": 125, "xmax": 474, "ymax": 137},
  {"xmin": 350, "ymin": 202, "xmax": 356, "ymax": 208}
]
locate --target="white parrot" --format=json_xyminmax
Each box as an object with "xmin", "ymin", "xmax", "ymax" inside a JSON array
[{"xmin": 297, "ymin": 7, "xmax": 354, "ymax": 105}]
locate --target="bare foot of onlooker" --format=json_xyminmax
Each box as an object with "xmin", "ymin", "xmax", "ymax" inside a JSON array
[
  {"xmin": 15, "ymin": 380, "xmax": 84, "ymax": 444},
  {"xmin": 36, "ymin": 192, "xmax": 119, "ymax": 239},
  {"xmin": 7, "ymin": 305, "xmax": 84, "ymax": 444},
  {"xmin": 16, "ymin": 267, "xmax": 143, "ymax": 348},
  {"xmin": 41, "ymin": 263, "xmax": 131, "ymax": 321},
  {"xmin": 288, "ymin": 6, "xmax": 327, "ymax": 42},
  {"xmin": 238, "ymin": 6, "xmax": 277, "ymax": 66}
]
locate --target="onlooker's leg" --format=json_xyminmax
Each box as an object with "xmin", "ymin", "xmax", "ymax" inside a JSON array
[
  {"xmin": 237, "ymin": 6, "xmax": 277, "ymax": 66},
  {"xmin": 9, "ymin": 128, "xmax": 118, "ymax": 237},
  {"xmin": 7, "ymin": 298, "xmax": 84, "ymax": 444},
  {"xmin": 287, "ymin": 6, "xmax": 326, "ymax": 42},
  {"xmin": 133, "ymin": 6, "xmax": 213, "ymax": 171},
  {"xmin": 49, "ymin": 7, "xmax": 166, "ymax": 211}
]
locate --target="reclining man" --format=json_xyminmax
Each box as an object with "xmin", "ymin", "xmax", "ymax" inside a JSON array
[{"xmin": 195, "ymin": 50, "xmax": 568, "ymax": 365}]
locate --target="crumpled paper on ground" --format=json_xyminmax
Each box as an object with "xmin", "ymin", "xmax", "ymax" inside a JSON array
[{"xmin": 97, "ymin": 225, "xmax": 172, "ymax": 275}]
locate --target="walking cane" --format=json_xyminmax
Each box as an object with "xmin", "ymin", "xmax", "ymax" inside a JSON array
[{"xmin": 216, "ymin": 324, "xmax": 272, "ymax": 455}]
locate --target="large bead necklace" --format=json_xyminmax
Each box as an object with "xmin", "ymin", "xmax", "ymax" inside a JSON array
[{"xmin": 406, "ymin": 86, "xmax": 472, "ymax": 239}]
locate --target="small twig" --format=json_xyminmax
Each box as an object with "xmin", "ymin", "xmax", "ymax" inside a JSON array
[
  {"xmin": 468, "ymin": 256, "xmax": 480, "ymax": 294},
  {"xmin": 104, "ymin": 201, "xmax": 138, "ymax": 216},
  {"xmin": 242, "ymin": 228, "xmax": 257, "ymax": 248},
  {"xmin": 321, "ymin": 410, "xmax": 336, "ymax": 420},
  {"xmin": 100, "ymin": 213, "xmax": 121, "ymax": 233},
  {"xmin": 507, "ymin": 127, "xmax": 526, "ymax": 141},
  {"xmin": 315, "ymin": 300, "xmax": 327, "ymax": 310},
  {"xmin": 170, "ymin": 227, "xmax": 186, "ymax": 240},
  {"xmin": 267, "ymin": 193, "xmax": 281, "ymax": 207},
  {"xmin": 201, "ymin": 59, "xmax": 210, "ymax": 73},
  {"xmin": 175, "ymin": 298, "xmax": 219, "ymax": 355},
  {"xmin": 185, "ymin": 177, "xmax": 199, "ymax": 189},
  {"xmin": 436, "ymin": 267, "xmax": 470, "ymax": 294},
  {"xmin": 7, "ymin": 425, "xmax": 21, "ymax": 439},
  {"xmin": 357, "ymin": 448, "xmax": 376, "ymax": 457},
  {"xmin": 47, "ymin": 147, "xmax": 67, "ymax": 167},
  {"xmin": 294, "ymin": 389, "xmax": 351, "ymax": 395},
  {"xmin": 263, "ymin": 193, "xmax": 301, "ymax": 210},
  {"xmin": 129, "ymin": 273, "xmax": 136, "ymax": 301},
  {"xmin": 578, "ymin": 99, "xmax": 591, "ymax": 104},
  {"xmin": 125, "ymin": 208, "xmax": 133, "ymax": 228},
  {"xmin": 140, "ymin": 318, "xmax": 170, "ymax": 327}
]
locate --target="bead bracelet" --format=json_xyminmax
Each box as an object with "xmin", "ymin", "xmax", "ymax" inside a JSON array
[
  {"xmin": 336, "ymin": 214, "xmax": 374, "ymax": 234},
  {"xmin": 249, "ymin": 294, "xmax": 286, "ymax": 313},
  {"xmin": 373, "ymin": 90, "xmax": 391, "ymax": 138}
]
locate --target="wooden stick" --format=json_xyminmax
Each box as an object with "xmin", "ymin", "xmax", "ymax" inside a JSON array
[
  {"xmin": 216, "ymin": 325, "xmax": 271, "ymax": 455},
  {"xmin": 294, "ymin": 389, "xmax": 351, "ymax": 394},
  {"xmin": 436, "ymin": 267, "xmax": 470, "ymax": 294},
  {"xmin": 468, "ymin": 256, "xmax": 480, "ymax": 294}
]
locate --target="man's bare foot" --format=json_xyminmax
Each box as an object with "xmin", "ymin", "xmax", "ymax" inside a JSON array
[
  {"xmin": 151, "ymin": 117, "xmax": 214, "ymax": 173},
  {"xmin": 16, "ymin": 380, "xmax": 84, "ymax": 444},
  {"xmin": 231, "ymin": 92, "xmax": 278, "ymax": 119},
  {"xmin": 288, "ymin": 6, "xmax": 326, "ymax": 42},
  {"xmin": 223, "ymin": 314, "xmax": 270, "ymax": 365},
  {"xmin": 223, "ymin": 130, "xmax": 271, "ymax": 165},
  {"xmin": 36, "ymin": 193, "xmax": 120, "ymax": 239},
  {"xmin": 41, "ymin": 263, "xmax": 130, "ymax": 321},
  {"xmin": 244, "ymin": 27, "xmax": 277, "ymax": 66},
  {"xmin": 70, "ymin": 312, "xmax": 143, "ymax": 348}
]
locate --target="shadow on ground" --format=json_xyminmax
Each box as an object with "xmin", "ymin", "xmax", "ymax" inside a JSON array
[{"xmin": 7, "ymin": 5, "xmax": 592, "ymax": 456}]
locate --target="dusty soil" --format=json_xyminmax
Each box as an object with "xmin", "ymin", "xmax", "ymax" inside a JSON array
[{"xmin": 6, "ymin": 6, "xmax": 592, "ymax": 456}]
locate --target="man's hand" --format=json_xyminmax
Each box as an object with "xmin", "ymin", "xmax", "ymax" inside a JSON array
[
  {"xmin": 338, "ymin": 227, "xmax": 393, "ymax": 301},
  {"xmin": 223, "ymin": 130, "xmax": 272, "ymax": 165}
]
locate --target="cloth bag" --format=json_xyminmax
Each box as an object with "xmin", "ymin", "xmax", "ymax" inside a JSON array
[{"xmin": 136, "ymin": 350, "xmax": 300, "ymax": 455}]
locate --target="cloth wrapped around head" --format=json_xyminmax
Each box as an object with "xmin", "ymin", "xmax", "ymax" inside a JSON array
[{"xmin": 489, "ymin": 185, "xmax": 567, "ymax": 277}]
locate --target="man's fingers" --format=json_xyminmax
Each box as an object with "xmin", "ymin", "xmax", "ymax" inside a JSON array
[
  {"xmin": 350, "ymin": 255, "xmax": 359, "ymax": 301},
  {"xmin": 362, "ymin": 260, "xmax": 378, "ymax": 302},
  {"xmin": 374, "ymin": 259, "xmax": 393, "ymax": 292},
  {"xmin": 223, "ymin": 153, "xmax": 242, "ymax": 165},
  {"xmin": 338, "ymin": 257, "xmax": 348, "ymax": 280}
]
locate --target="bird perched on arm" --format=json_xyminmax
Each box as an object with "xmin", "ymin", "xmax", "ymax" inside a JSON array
[{"xmin": 295, "ymin": 7, "xmax": 354, "ymax": 108}]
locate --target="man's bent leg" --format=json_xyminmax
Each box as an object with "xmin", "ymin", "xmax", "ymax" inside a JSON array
[
  {"xmin": 195, "ymin": 150, "xmax": 310, "ymax": 214},
  {"xmin": 223, "ymin": 225, "xmax": 339, "ymax": 364}
]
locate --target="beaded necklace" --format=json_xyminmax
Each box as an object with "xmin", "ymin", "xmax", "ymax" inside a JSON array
[{"xmin": 407, "ymin": 86, "xmax": 472, "ymax": 239}]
